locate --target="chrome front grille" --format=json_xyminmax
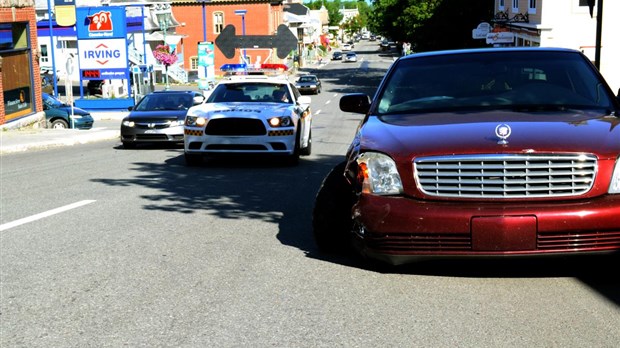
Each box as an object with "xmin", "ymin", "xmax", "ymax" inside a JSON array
[{"xmin": 414, "ymin": 154, "xmax": 597, "ymax": 198}]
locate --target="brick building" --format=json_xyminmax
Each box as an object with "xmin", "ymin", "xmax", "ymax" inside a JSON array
[
  {"xmin": 1, "ymin": 0, "xmax": 44, "ymax": 127},
  {"xmin": 171, "ymin": 0, "xmax": 286, "ymax": 79}
]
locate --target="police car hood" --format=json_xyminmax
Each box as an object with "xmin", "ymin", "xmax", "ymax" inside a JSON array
[{"xmin": 191, "ymin": 102, "xmax": 292, "ymax": 118}]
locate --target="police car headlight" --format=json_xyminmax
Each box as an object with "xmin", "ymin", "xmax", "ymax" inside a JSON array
[
  {"xmin": 186, "ymin": 116, "xmax": 206, "ymax": 127},
  {"xmin": 122, "ymin": 120, "xmax": 135, "ymax": 127},
  {"xmin": 268, "ymin": 116, "xmax": 293, "ymax": 127},
  {"xmin": 356, "ymin": 152, "xmax": 403, "ymax": 195}
]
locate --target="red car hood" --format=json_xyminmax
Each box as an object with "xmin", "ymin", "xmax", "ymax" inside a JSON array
[{"xmin": 360, "ymin": 110, "xmax": 620, "ymax": 161}]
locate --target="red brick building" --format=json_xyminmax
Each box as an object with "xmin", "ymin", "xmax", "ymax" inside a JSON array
[
  {"xmin": 0, "ymin": 1, "xmax": 44, "ymax": 127},
  {"xmin": 171, "ymin": 0, "xmax": 286, "ymax": 78}
]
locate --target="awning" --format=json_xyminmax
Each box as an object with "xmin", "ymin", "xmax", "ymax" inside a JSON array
[
  {"xmin": 284, "ymin": 12, "xmax": 312, "ymax": 24},
  {"xmin": 146, "ymin": 32, "xmax": 186, "ymax": 45}
]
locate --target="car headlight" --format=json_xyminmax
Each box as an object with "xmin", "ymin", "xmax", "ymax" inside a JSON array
[
  {"xmin": 71, "ymin": 115, "xmax": 83, "ymax": 119},
  {"xmin": 268, "ymin": 116, "xmax": 293, "ymax": 128},
  {"xmin": 169, "ymin": 120, "xmax": 184, "ymax": 127},
  {"xmin": 122, "ymin": 120, "xmax": 135, "ymax": 127},
  {"xmin": 609, "ymin": 158, "xmax": 620, "ymax": 193},
  {"xmin": 186, "ymin": 116, "xmax": 206, "ymax": 127},
  {"xmin": 356, "ymin": 152, "xmax": 403, "ymax": 195}
]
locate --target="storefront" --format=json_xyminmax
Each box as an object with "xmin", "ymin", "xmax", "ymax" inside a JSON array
[{"xmin": 0, "ymin": 5, "xmax": 43, "ymax": 127}]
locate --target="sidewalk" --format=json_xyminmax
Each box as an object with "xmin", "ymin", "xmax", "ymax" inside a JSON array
[{"xmin": 0, "ymin": 111, "xmax": 126, "ymax": 155}]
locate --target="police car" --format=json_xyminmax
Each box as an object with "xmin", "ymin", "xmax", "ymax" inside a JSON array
[{"xmin": 183, "ymin": 64, "xmax": 313, "ymax": 166}]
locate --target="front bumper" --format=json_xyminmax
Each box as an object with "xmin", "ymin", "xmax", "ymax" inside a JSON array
[
  {"xmin": 352, "ymin": 194, "xmax": 620, "ymax": 264},
  {"xmin": 297, "ymin": 86, "xmax": 317, "ymax": 93},
  {"xmin": 121, "ymin": 125, "xmax": 184, "ymax": 143},
  {"xmin": 184, "ymin": 127, "xmax": 296, "ymax": 155}
]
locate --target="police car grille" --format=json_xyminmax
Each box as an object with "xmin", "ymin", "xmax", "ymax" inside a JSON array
[
  {"xmin": 206, "ymin": 118, "xmax": 266, "ymax": 136},
  {"xmin": 414, "ymin": 154, "xmax": 597, "ymax": 199}
]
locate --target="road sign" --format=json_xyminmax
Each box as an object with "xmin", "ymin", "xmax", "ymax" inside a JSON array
[{"xmin": 215, "ymin": 24, "xmax": 298, "ymax": 59}]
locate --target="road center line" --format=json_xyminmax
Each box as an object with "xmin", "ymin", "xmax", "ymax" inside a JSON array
[{"xmin": 0, "ymin": 200, "xmax": 96, "ymax": 232}]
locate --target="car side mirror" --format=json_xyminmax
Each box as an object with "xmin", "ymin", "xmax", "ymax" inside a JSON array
[
  {"xmin": 193, "ymin": 95, "xmax": 205, "ymax": 105},
  {"xmin": 297, "ymin": 95, "xmax": 311, "ymax": 106},
  {"xmin": 340, "ymin": 93, "xmax": 371, "ymax": 114},
  {"xmin": 128, "ymin": 106, "xmax": 134, "ymax": 111}
]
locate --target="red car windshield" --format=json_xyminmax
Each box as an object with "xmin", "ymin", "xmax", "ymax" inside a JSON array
[{"xmin": 376, "ymin": 51, "xmax": 615, "ymax": 115}]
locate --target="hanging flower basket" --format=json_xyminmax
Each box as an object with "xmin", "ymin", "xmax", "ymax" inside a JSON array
[{"xmin": 153, "ymin": 44, "xmax": 178, "ymax": 66}]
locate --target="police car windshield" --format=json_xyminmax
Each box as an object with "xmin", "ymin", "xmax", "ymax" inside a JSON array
[{"xmin": 208, "ymin": 83, "xmax": 292, "ymax": 103}]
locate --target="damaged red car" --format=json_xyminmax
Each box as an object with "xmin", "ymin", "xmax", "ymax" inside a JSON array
[{"xmin": 313, "ymin": 47, "xmax": 620, "ymax": 266}]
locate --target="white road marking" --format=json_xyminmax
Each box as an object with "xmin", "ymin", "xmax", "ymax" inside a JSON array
[
  {"xmin": 0, "ymin": 200, "xmax": 96, "ymax": 232},
  {"xmin": 315, "ymin": 109, "xmax": 322, "ymax": 115},
  {"xmin": 325, "ymin": 100, "xmax": 331, "ymax": 105}
]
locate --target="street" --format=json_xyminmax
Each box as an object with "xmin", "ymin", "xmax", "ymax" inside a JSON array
[{"xmin": 1, "ymin": 41, "xmax": 619, "ymax": 347}]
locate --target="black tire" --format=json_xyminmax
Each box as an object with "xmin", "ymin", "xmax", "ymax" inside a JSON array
[
  {"xmin": 285, "ymin": 127, "xmax": 302, "ymax": 166},
  {"xmin": 312, "ymin": 161, "xmax": 356, "ymax": 253},
  {"xmin": 122, "ymin": 141, "xmax": 137, "ymax": 149},
  {"xmin": 300, "ymin": 130, "xmax": 312, "ymax": 156},
  {"xmin": 184, "ymin": 152, "xmax": 202, "ymax": 166},
  {"xmin": 50, "ymin": 119, "xmax": 69, "ymax": 129}
]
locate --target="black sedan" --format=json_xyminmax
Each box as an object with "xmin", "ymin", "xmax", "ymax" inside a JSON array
[
  {"xmin": 332, "ymin": 51, "xmax": 343, "ymax": 60},
  {"xmin": 120, "ymin": 90, "xmax": 205, "ymax": 148},
  {"xmin": 295, "ymin": 74, "xmax": 322, "ymax": 94}
]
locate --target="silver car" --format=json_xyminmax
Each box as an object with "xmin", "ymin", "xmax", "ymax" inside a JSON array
[{"xmin": 120, "ymin": 91, "xmax": 205, "ymax": 149}]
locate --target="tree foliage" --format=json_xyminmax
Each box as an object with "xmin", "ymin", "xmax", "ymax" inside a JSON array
[{"xmin": 304, "ymin": 0, "xmax": 494, "ymax": 51}]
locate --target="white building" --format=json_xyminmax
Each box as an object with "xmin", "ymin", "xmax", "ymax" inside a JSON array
[{"xmin": 494, "ymin": 0, "xmax": 619, "ymax": 93}]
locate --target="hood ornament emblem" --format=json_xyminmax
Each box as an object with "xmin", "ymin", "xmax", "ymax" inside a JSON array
[{"xmin": 495, "ymin": 124, "xmax": 511, "ymax": 145}]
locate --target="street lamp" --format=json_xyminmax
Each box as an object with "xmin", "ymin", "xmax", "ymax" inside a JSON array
[
  {"xmin": 197, "ymin": 0, "xmax": 212, "ymax": 78},
  {"xmin": 234, "ymin": 9, "xmax": 247, "ymax": 63},
  {"xmin": 155, "ymin": 4, "xmax": 173, "ymax": 90}
]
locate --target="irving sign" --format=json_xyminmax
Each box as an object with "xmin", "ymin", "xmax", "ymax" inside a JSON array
[{"xmin": 76, "ymin": 7, "xmax": 128, "ymax": 80}]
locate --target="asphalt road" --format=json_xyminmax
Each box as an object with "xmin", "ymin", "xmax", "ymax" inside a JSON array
[{"xmin": 1, "ymin": 42, "xmax": 619, "ymax": 347}]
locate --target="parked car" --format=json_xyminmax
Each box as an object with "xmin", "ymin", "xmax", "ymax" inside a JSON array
[
  {"xmin": 295, "ymin": 74, "xmax": 322, "ymax": 94},
  {"xmin": 313, "ymin": 47, "xmax": 620, "ymax": 266},
  {"xmin": 42, "ymin": 93, "xmax": 94, "ymax": 129},
  {"xmin": 343, "ymin": 52, "xmax": 357, "ymax": 63},
  {"xmin": 120, "ymin": 90, "xmax": 206, "ymax": 148},
  {"xmin": 332, "ymin": 51, "xmax": 343, "ymax": 60}
]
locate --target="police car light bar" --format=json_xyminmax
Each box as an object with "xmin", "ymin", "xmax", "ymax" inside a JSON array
[{"xmin": 220, "ymin": 63, "xmax": 290, "ymax": 75}]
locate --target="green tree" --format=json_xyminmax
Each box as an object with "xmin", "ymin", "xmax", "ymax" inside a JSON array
[
  {"xmin": 305, "ymin": 1, "xmax": 344, "ymax": 26},
  {"xmin": 367, "ymin": 0, "xmax": 494, "ymax": 51}
]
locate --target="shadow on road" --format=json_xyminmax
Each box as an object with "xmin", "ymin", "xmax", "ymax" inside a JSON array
[{"xmin": 91, "ymin": 149, "xmax": 620, "ymax": 307}]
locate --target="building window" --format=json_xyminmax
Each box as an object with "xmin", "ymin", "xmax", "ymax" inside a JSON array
[
  {"xmin": 528, "ymin": 0, "xmax": 537, "ymax": 14},
  {"xmin": 2, "ymin": 22, "xmax": 34, "ymax": 121},
  {"xmin": 579, "ymin": 0, "xmax": 589, "ymax": 6},
  {"xmin": 499, "ymin": 0, "xmax": 505, "ymax": 10},
  {"xmin": 213, "ymin": 12, "xmax": 224, "ymax": 34},
  {"xmin": 190, "ymin": 56, "xmax": 199, "ymax": 70},
  {"xmin": 512, "ymin": 0, "xmax": 519, "ymax": 12},
  {"xmin": 40, "ymin": 44, "xmax": 49, "ymax": 64}
]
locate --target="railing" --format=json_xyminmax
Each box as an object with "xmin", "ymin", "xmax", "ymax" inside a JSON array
[
  {"xmin": 166, "ymin": 63, "xmax": 188, "ymax": 84},
  {"xmin": 128, "ymin": 47, "xmax": 145, "ymax": 65}
]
